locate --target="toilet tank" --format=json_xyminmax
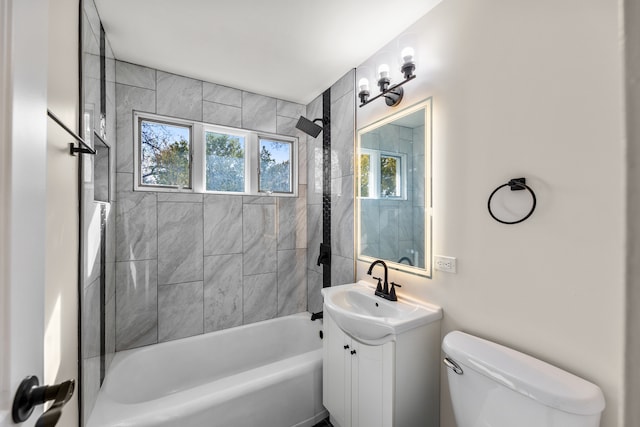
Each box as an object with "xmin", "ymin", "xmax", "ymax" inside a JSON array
[{"xmin": 442, "ymin": 331, "xmax": 605, "ymax": 427}]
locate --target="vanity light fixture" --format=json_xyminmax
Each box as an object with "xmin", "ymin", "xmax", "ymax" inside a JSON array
[{"xmin": 358, "ymin": 47, "xmax": 416, "ymax": 108}]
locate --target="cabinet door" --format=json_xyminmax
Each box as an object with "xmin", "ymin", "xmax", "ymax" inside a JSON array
[
  {"xmin": 323, "ymin": 312, "xmax": 351, "ymax": 427},
  {"xmin": 351, "ymin": 341, "xmax": 394, "ymax": 427}
]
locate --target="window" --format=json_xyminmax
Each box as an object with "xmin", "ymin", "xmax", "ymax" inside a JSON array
[
  {"xmin": 380, "ymin": 154, "xmax": 402, "ymax": 198},
  {"xmin": 358, "ymin": 149, "xmax": 406, "ymax": 200},
  {"xmin": 138, "ymin": 118, "xmax": 192, "ymax": 189},
  {"xmin": 206, "ymin": 131, "xmax": 245, "ymax": 192},
  {"xmin": 259, "ymin": 138, "xmax": 293, "ymax": 193},
  {"xmin": 133, "ymin": 112, "xmax": 297, "ymax": 196}
]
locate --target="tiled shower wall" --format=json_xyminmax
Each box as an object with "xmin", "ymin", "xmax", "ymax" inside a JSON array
[
  {"xmin": 114, "ymin": 61, "xmax": 309, "ymax": 350},
  {"xmin": 307, "ymin": 70, "xmax": 356, "ymax": 313}
]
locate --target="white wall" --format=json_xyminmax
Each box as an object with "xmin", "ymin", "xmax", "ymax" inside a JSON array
[
  {"xmin": 356, "ymin": 1, "xmax": 625, "ymax": 426},
  {"xmin": 45, "ymin": 0, "xmax": 79, "ymax": 425}
]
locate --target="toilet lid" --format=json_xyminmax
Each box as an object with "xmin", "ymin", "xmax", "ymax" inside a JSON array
[{"xmin": 442, "ymin": 331, "xmax": 606, "ymax": 416}]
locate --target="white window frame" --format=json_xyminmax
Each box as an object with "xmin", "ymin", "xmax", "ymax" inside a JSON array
[
  {"xmin": 134, "ymin": 114, "xmax": 195, "ymax": 191},
  {"xmin": 358, "ymin": 148, "xmax": 407, "ymax": 200},
  {"xmin": 258, "ymin": 136, "xmax": 296, "ymax": 195},
  {"xmin": 133, "ymin": 111, "xmax": 298, "ymax": 197}
]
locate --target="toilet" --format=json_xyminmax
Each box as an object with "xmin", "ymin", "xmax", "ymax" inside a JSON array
[{"xmin": 442, "ymin": 331, "xmax": 605, "ymax": 427}]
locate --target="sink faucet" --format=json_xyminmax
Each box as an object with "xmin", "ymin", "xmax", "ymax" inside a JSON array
[{"xmin": 367, "ymin": 260, "xmax": 401, "ymax": 301}]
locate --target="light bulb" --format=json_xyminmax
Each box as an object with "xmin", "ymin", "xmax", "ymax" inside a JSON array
[
  {"xmin": 358, "ymin": 78, "xmax": 369, "ymax": 92},
  {"xmin": 401, "ymin": 47, "xmax": 415, "ymax": 64},
  {"xmin": 378, "ymin": 64, "xmax": 390, "ymax": 79}
]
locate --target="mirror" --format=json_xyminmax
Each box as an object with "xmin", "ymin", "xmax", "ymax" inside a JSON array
[{"xmin": 356, "ymin": 98, "xmax": 432, "ymax": 277}]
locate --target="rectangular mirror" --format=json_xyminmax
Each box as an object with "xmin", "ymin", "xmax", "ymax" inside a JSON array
[{"xmin": 356, "ymin": 98, "xmax": 432, "ymax": 277}]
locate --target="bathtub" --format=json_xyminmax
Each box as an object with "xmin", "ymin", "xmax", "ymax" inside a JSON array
[{"xmin": 87, "ymin": 313, "xmax": 327, "ymax": 427}]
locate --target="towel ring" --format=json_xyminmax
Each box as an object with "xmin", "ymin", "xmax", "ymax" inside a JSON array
[{"xmin": 487, "ymin": 178, "xmax": 536, "ymax": 225}]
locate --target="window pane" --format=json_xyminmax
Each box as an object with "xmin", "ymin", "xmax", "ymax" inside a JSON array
[
  {"xmin": 380, "ymin": 155, "xmax": 400, "ymax": 197},
  {"xmin": 140, "ymin": 120, "xmax": 191, "ymax": 188},
  {"xmin": 360, "ymin": 154, "xmax": 370, "ymax": 198},
  {"xmin": 206, "ymin": 131, "xmax": 245, "ymax": 192},
  {"xmin": 259, "ymin": 138, "xmax": 292, "ymax": 193}
]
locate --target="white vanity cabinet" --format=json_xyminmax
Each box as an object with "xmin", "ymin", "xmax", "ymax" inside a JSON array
[
  {"xmin": 323, "ymin": 310, "xmax": 393, "ymax": 427},
  {"xmin": 322, "ymin": 309, "xmax": 440, "ymax": 427}
]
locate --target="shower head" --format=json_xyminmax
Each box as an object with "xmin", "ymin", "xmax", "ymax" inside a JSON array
[{"xmin": 295, "ymin": 116, "xmax": 323, "ymax": 138}]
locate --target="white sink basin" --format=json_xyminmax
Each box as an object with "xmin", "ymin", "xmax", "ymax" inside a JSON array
[{"xmin": 321, "ymin": 281, "xmax": 442, "ymax": 344}]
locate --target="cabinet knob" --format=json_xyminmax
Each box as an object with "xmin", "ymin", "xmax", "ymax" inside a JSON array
[
  {"xmin": 344, "ymin": 345, "xmax": 350, "ymax": 350},
  {"xmin": 351, "ymin": 350, "xmax": 357, "ymax": 355}
]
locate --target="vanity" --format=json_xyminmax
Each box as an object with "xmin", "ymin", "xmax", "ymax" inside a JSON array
[{"xmin": 321, "ymin": 281, "xmax": 442, "ymax": 427}]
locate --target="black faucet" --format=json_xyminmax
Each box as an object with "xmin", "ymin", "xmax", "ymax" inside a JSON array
[{"xmin": 367, "ymin": 260, "xmax": 402, "ymax": 301}]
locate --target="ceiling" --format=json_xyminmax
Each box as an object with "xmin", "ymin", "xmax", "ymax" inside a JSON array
[{"xmin": 94, "ymin": 0, "xmax": 441, "ymax": 105}]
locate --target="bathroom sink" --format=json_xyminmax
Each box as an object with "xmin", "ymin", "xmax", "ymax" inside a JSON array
[{"xmin": 321, "ymin": 281, "xmax": 442, "ymax": 344}]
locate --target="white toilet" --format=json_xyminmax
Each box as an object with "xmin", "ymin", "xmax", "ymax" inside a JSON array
[{"xmin": 442, "ymin": 331, "xmax": 605, "ymax": 427}]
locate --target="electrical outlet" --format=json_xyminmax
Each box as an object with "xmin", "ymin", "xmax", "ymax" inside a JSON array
[{"xmin": 435, "ymin": 255, "xmax": 457, "ymax": 273}]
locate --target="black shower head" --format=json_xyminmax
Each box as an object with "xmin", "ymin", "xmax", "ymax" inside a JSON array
[{"xmin": 295, "ymin": 116, "xmax": 323, "ymax": 138}]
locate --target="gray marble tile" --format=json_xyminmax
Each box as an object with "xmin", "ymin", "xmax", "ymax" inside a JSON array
[
  {"xmin": 331, "ymin": 175, "xmax": 354, "ymax": 259},
  {"xmin": 203, "ymin": 101, "xmax": 242, "ymax": 128},
  {"xmin": 115, "ymin": 83, "xmax": 155, "ymax": 173},
  {"xmin": 398, "ymin": 204, "xmax": 413, "ymax": 242},
  {"xmin": 82, "ymin": 278, "xmax": 100, "ymax": 359},
  {"xmin": 115, "ymin": 260, "xmax": 158, "ymax": 350},
  {"xmin": 413, "ymin": 125, "xmax": 425, "ymax": 156},
  {"xmin": 157, "ymin": 192, "xmax": 203, "ymax": 203},
  {"xmin": 242, "ymin": 92, "xmax": 276, "ymax": 132},
  {"xmin": 158, "ymin": 202, "xmax": 204, "ymax": 285},
  {"xmin": 360, "ymin": 199, "xmax": 380, "ymax": 258},
  {"xmin": 158, "ymin": 281, "xmax": 204, "ymax": 342},
  {"xmin": 307, "ymin": 269, "xmax": 323, "ymax": 314},
  {"xmin": 157, "ymin": 71, "xmax": 203, "ymax": 121},
  {"xmin": 203, "ymin": 82, "xmax": 242, "ymax": 107},
  {"xmin": 243, "ymin": 272, "xmax": 277, "ymax": 324},
  {"xmin": 331, "ymin": 255, "xmax": 355, "ymax": 287},
  {"xmin": 295, "ymin": 186, "xmax": 308, "ymax": 249},
  {"xmin": 277, "ymin": 196, "xmax": 296, "ymax": 251},
  {"xmin": 413, "ymin": 154, "xmax": 426, "ymax": 207},
  {"xmin": 243, "ymin": 204, "xmax": 277, "ymax": 276},
  {"xmin": 307, "ymin": 204, "xmax": 322, "ymax": 273},
  {"xmin": 307, "ymin": 136, "xmax": 323, "ymax": 205},
  {"xmin": 115, "ymin": 61, "xmax": 156, "ymax": 89},
  {"xmin": 204, "ymin": 195, "xmax": 243, "ymax": 255},
  {"xmin": 276, "ymin": 115, "xmax": 303, "ymax": 138},
  {"xmin": 379, "ymin": 204, "xmax": 399, "ymax": 261},
  {"xmin": 331, "ymin": 91, "xmax": 355, "ymax": 178},
  {"xmin": 243, "ymin": 195, "xmax": 276, "ymax": 205},
  {"xmin": 298, "ymin": 133, "xmax": 307, "ymax": 185},
  {"xmin": 115, "ymin": 191, "xmax": 157, "ymax": 262},
  {"xmin": 116, "ymin": 172, "xmax": 134, "ymax": 195},
  {"xmin": 277, "ymin": 186, "xmax": 307, "ymax": 250},
  {"xmin": 204, "ymin": 254, "xmax": 243, "ymax": 332},
  {"xmin": 331, "ymin": 69, "xmax": 355, "ymax": 102},
  {"xmin": 277, "ymin": 249, "xmax": 307, "ymax": 317},
  {"xmin": 276, "ymin": 100, "xmax": 305, "ymax": 119}
]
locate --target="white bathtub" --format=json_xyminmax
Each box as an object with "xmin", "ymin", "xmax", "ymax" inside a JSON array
[{"xmin": 87, "ymin": 313, "xmax": 327, "ymax": 427}]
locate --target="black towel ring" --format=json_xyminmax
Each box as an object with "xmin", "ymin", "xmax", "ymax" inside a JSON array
[{"xmin": 487, "ymin": 177, "xmax": 537, "ymax": 225}]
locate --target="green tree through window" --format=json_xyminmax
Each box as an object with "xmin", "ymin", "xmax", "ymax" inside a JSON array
[
  {"xmin": 259, "ymin": 139, "xmax": 291, "ymax": 193},
  {"xmin": 140, "ymin": 120, "xmax": 191, "ymax": 188},
  {"xmin": 206, "ymin": 131, "xmax": 245, "ymax": 192}
]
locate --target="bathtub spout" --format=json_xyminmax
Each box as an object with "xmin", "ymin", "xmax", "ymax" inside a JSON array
[{"xmin": 311, "ymin": 311, "xmax": 323, "ymax": 321}]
